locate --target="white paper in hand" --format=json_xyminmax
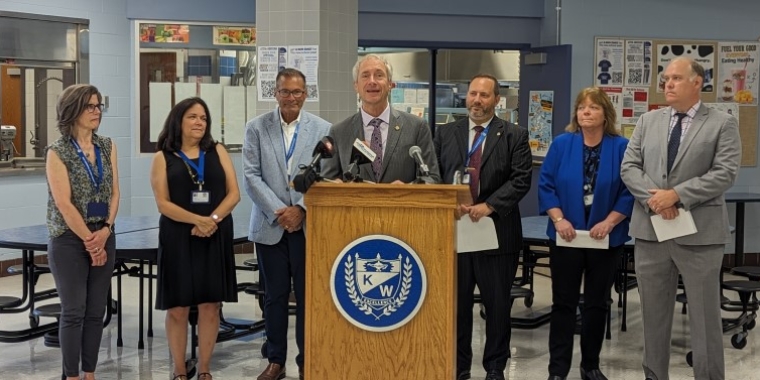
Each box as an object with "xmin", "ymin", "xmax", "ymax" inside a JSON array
[
  {"xmin": 555, "ymin": 230, "xmax": 609, "ymax": 249},
  {"xmin": 457, "ymin": 217, "xmax": 499, "ymax": 253},
  {"xmin": 650, "ymin": 209, "xmax": 697, "ymax": 242}
]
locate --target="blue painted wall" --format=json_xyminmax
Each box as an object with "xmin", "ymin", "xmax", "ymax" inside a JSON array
[
  {"xmin": 127, "ymin": 0, "xmax": 256, "ymax": 23},
  {"xmin": 358, "ymin": 0, "xmax": 543, "ymax": 18},
  {"xmin": 125, "ymin": 0, "xmax": 543, "ymax": 22}
]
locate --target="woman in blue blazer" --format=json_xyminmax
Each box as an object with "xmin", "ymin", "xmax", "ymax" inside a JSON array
[{"xmin": 538, "ymin": 87, "xmax": 634, "ymax": 380}]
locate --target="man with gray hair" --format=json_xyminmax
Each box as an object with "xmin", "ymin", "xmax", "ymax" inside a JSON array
[
  {"xmin": 321, "ymin": 54, "xmax": 440, "ymax": 183},
  {"xmin": 621, "ymin": 57, "xmax": 741, "ymax": 380}
]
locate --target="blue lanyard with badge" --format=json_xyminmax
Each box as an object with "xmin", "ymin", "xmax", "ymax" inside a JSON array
[
  {"xmin": 283, "ymin": 122, "xmax": 300, "ymax": 174},
  {"xmin": 176, "ymin": 150, "xmax": 209, "ymax": 204},
  {"xmin": 462, "ymin": 126, "xmax": 489, "ymax": 185},
  {"xmin": 71, "ymin": 139, "xmax": 108, "ymax": 218},
  {"xmin": 583, "ymin": 145, "xmax": 601, "ymax": 207}
]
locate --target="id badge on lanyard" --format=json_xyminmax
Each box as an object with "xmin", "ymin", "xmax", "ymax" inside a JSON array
[
  {"xmin": 583, "ymin": 183, "xmax": 594, "ymax": 206},
  {"xmin": 71, "ymin": 139, "xmax": 108, "ymax": 217},
  {"xmin": 282, "ymin": 118, "xmax": 300, "ymax": 176},
  {"xmin": 177, "ymin": 150, "xmax": 210, "ymax": 204}
]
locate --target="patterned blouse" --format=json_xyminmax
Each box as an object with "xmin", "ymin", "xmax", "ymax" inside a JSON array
[{"xmin": 46, "ymin": 134, "xmax": 114, "ymax": 237}]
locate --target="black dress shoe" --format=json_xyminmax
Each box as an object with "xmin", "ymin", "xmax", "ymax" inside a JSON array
[
  {"xmin": 456, "ymin": 370, "xmax": 471, "ymax": 380},
  {"xmin": 547, "ymin": 376, "xmax": 566, "ymax": 380},
  {"xmin": 580, "ymin": 368, "xmax": 609, "ymax": 380},
  {"xmin": 485, "ymin": 369, "xmax": 506, "ymax": 380}
]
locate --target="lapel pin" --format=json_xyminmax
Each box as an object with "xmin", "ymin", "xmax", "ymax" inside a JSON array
[{"xmin": 394, "ymin": 125, "xmax": 400, "ymax": 131}]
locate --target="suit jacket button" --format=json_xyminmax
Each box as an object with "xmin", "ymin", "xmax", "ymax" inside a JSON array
[{"xmin": 662, "ymin": 174, "xmax": 666, "ymax": 179}]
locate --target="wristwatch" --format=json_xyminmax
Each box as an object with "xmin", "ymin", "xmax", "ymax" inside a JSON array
[
  {"xmin": 103, "ymin": 222, "xmax": 114, "ymax": 233},
  {"xmin": 212, "ymin": 214, "xmax": 220, "ymax": 222},
  {"xmin": 552, "ymin": 216, "xmax": 564, "ymax": 224}
]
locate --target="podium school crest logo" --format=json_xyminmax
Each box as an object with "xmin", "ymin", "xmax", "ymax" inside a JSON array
[{"xmin": 330, "ymin": 235, "xmax": 427, "ymax": 332}]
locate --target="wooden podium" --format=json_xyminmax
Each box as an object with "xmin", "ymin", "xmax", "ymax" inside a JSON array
[{"xmin": 303, "ymin": 182, "xmax": 470, "ymax": 380}]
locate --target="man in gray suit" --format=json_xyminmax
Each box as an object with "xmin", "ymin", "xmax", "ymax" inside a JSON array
[
  {"xmin": 621, "ymin": 57, "xmax": 741, "ymax": 380},
  {"xmin": 321, "ymin": 54, "xmax": 440, "ymax": 183},
  {"xmin": 243, "ymin": 68, "xmax": 331, "ymax": 380}
]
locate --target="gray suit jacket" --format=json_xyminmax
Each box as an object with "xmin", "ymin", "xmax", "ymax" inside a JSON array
[
  {"xmin": 321, "ymin": 109, "xmax": 441, "ymax": 183},
  {"xmin": 243, "ymin": 109, "xmax": 331, "ymax": 245},
  {"xmin": 621, "ymin": 104, "xmax": 741, "ymax": 245}
]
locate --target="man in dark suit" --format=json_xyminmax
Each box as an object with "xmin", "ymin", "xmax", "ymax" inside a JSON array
[
  {"xmin": 434, "ymin": 74, "xmax": 533, "ymax": 380},
  {"xmin": 321, "ymin": 54, "xmax": 440, "ymax": 183}
]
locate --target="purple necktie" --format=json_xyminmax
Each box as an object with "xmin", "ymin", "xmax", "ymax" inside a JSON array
[
  {"xmin": 469, "ymin": 126, "xmax": 484, "ymax": 201},
  {"xmin": 369, "ymin": 118, "xmax": 383, "ymax": 179}
]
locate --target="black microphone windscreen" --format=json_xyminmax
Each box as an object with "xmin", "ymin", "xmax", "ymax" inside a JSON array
[{"xmin": 313, "ymin": 136, "xmax": 335, "ymax": 158}]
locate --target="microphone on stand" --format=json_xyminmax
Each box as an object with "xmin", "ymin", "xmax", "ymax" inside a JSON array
[{"xmin": 408, "ymin": 145, "xmax": 435, "ymax": 184}]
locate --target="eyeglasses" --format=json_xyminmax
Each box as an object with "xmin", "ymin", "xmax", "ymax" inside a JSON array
[
  {"xmin": 276, "ymin": 89, "xmax": 306, "ymax": 98},
  {"xmin": 85, "ymin": 103, "xmax": 105, "ymax": 113}
]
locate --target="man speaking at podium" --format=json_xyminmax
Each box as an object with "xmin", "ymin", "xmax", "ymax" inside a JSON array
[
  {"xmin": 321, "ymin": 54, "xmax": 440, "ymax": 184},
  {"xmin": 434, "ymin": 74, "xmax": 532, "ymax": 380},
  {"xmin": 243, "ymin": 68, "xmax": 331, "ymax": 380}
]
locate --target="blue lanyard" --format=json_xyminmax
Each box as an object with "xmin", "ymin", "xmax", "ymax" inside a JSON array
[
  {"xmin": 282, "ymin": 121, "xmax": 300, "ymax": 163},
  {"xmin": 70, "ymin": 139, "xmax": 103, "ymax": 193},
  {"xmin": 176, "ymin": 150, "xmax": 206, "ymax": 186},
  {"xmin": 465, "ymin": 126, "xmax": 489, "ymax": 167}
]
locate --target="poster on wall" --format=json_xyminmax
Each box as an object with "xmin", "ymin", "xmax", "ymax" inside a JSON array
[
  {"xmin": 139, "ymin": 24, "xmax": 190, "ymax": 43},
  {"xmin": 600, "ymin": 87, "xmax": 649, "ymax": 130},
  {"xmin": 257, "ymin": 46, "xmax": 286, "ymax": 101},
  {"xmin": 656, "ymin": 44, "xmax": 715, "ymax": 93},
  {"xmin": 705, "ymin": 103, "xmax": 740, "ymax": 122},
  {"xmin": 287, "ymin": 46, "xmax": 320, "ymax": 101},
  {"xmin": 595, "ymin": 39, "xmax": 625, "ymax": 86},
  {"xmin": 212, "ymin": 26, "xmax": 256, "ymax": 46},
  {"xmin": 257, "ymin": 46, "xmax": 320, "ymax": 101},
  {"xmin": 717, "ymin": 42, "xmax": 759, "ymax": 105},
  {"xmin": 624, "ymin": 40, "xmax": 653, "ymax": 87},
  {"xmin": 527, "ymin": 91, "xmax": 554, "ymax": 157}
]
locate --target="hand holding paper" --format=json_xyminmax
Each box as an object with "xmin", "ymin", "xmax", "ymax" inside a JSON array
[
  {"xmin": 650, "ymin": 209, "xmax": 698, "ymax": 242},
  {"xmin": 556, "ymin": 230, "xmax": 609, "ymax": 249}
]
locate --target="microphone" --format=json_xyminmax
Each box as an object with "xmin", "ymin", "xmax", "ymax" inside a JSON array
[
  {"xmin": 292, "ymin": 136, "xmax": 335, "ymax": 193},
  {"xmin": 308, "ymin": 136, "xmax": 335, "ymax": 167},
  {"xmin": 408, "ymin": 145, "xmax": 431, "ymax": 177},
  {"xmin": 343, "ymin": 138, "xmax": 377, "ymax": 182}
]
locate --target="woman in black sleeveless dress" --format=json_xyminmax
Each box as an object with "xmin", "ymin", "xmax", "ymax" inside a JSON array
[{"xmin": 150, "ymin": 97, "xmax": 240, "ymax": 380}]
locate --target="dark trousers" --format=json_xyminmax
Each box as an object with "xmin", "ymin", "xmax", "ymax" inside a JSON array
[
  {"xmin": 48, "ymin": 227, "xmax": 116, "ymax": 377},
  {"xmin": 255, "ymin": 230, "xmax": 305, "ymax": 368},
  {"xmin": 457, "ymin": 251, "xmax": 519, "ymax": 373},
  {"xmin": 548, "ymin": 244, "xmax": 621, "ymax": 377}
]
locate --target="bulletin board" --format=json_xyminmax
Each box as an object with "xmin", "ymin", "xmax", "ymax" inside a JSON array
[{"xmin": 593, "ymin": 37, "xmax": 758, "ymax": 166}]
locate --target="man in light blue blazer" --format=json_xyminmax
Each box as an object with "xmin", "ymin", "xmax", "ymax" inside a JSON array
[
  {"xmin": 243, "ymin": 68, "xmax": 331, "ymax": 380},
  {"xmin": 621, "ymin": 58, "xmax": 741, "ymax": 380}
]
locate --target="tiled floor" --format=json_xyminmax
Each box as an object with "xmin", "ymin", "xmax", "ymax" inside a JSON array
[{"xmin": 1, "ymin": 255, "xmax": 759, "ymax": 379}]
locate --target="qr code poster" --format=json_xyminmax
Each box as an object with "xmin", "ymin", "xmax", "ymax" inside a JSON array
[
  {"xmin": 656, "ymin": 44, "xmax": 715, "ymax": 93},
  {"xmin": 624, "ymin": 40, "xmax": 652, "ymax": 87},
  {"xmin": 257, "ymin": 45, "xmax": 321, "ymax": 102},
  {"xmin": 595, "ymin": 38, "xmax": 625, "ymax": 87}
]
